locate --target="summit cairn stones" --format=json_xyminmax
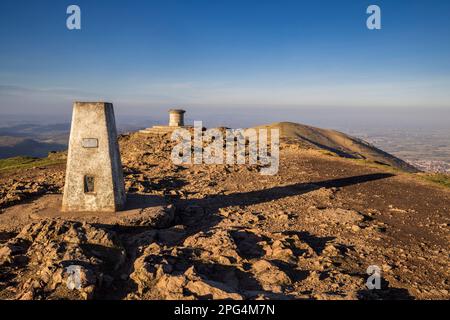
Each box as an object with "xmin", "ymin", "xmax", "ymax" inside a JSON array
[{"xmin": 62, "ymin": 102, "xmax": 126, "ymax": 212}]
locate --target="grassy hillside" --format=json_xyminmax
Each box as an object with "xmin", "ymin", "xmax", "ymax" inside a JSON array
[
  {"xmin": 419, "ymin": 173, "xmax": 450, "ymax": 189},
  {"xmin": 0, "ymin": 156, "xmax": 65, "ymax": 172},
  {"xmin": 255, "ymin": 122, "xmax": 419, "ymax": 173}
]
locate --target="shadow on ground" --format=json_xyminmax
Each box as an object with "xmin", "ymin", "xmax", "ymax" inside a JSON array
[{"xmin": 98, "ymin": 173, "xmax": 399, "ymax": 299}]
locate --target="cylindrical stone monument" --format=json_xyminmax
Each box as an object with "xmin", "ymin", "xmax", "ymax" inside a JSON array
[{"xmin": 169, "ymin": 109, "xmax": 186, "ymax": 127}]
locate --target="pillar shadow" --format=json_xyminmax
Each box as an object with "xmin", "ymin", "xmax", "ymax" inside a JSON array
[
  {"xmin": 124, "ymin": 193, "xmax": 168, "ymax": 210},
  {"xmin": 94, "ymin": 172, "xmax": 396, "ymax": 299},
  {"xmin": 176, "ymin": 173, "xmax": 395, "ymax": 212}
]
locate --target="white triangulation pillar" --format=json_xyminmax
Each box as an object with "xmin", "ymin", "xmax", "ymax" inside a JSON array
[{"xmin": 62, "ymin": 102, "xmax": 126, "ymax": 212}]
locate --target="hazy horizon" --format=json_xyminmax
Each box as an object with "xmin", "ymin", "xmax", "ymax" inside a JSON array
[{"xmin": 1, "ymin": 106, "xmax": 449, "ymax": 132}]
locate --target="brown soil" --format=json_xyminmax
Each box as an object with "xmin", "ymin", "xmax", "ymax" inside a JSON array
[{"xmin": 0, "ymin": 132, "xmax": 448, "ymax": 300}]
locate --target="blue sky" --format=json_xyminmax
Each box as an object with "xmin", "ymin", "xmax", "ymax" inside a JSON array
[{"xmin": 1, "ymin": 0, "xmax": 450, "ymax": 117}]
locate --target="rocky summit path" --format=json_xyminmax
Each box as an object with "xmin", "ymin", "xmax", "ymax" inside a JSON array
[{"xmin": 0, "ymin": 132, "xmax": 449, "ymax": 300}]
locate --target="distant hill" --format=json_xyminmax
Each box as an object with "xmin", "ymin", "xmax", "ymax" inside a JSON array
[
  {"xmin": 0, "ymin": 122, "xmax": 69, "ymax": 159},
  {"xmin": 254, "ymin": 122, "xmax": 419, "ymax": 173},
  {"xmin": 0, "ymin": 123, "xmax": 69, "ymax": 137},
  {"xmin": 0, "ymin": 136, "xmax": 66, "ymax": 159},
  {"xmin": 0, "ymin": 121, "xmax": 145, "ymax": 160}
]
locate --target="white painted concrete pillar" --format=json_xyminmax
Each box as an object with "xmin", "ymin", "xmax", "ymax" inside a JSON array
[{"xmin": 62, "ymin": 102, "xmax": 126, "ymax": 212}]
